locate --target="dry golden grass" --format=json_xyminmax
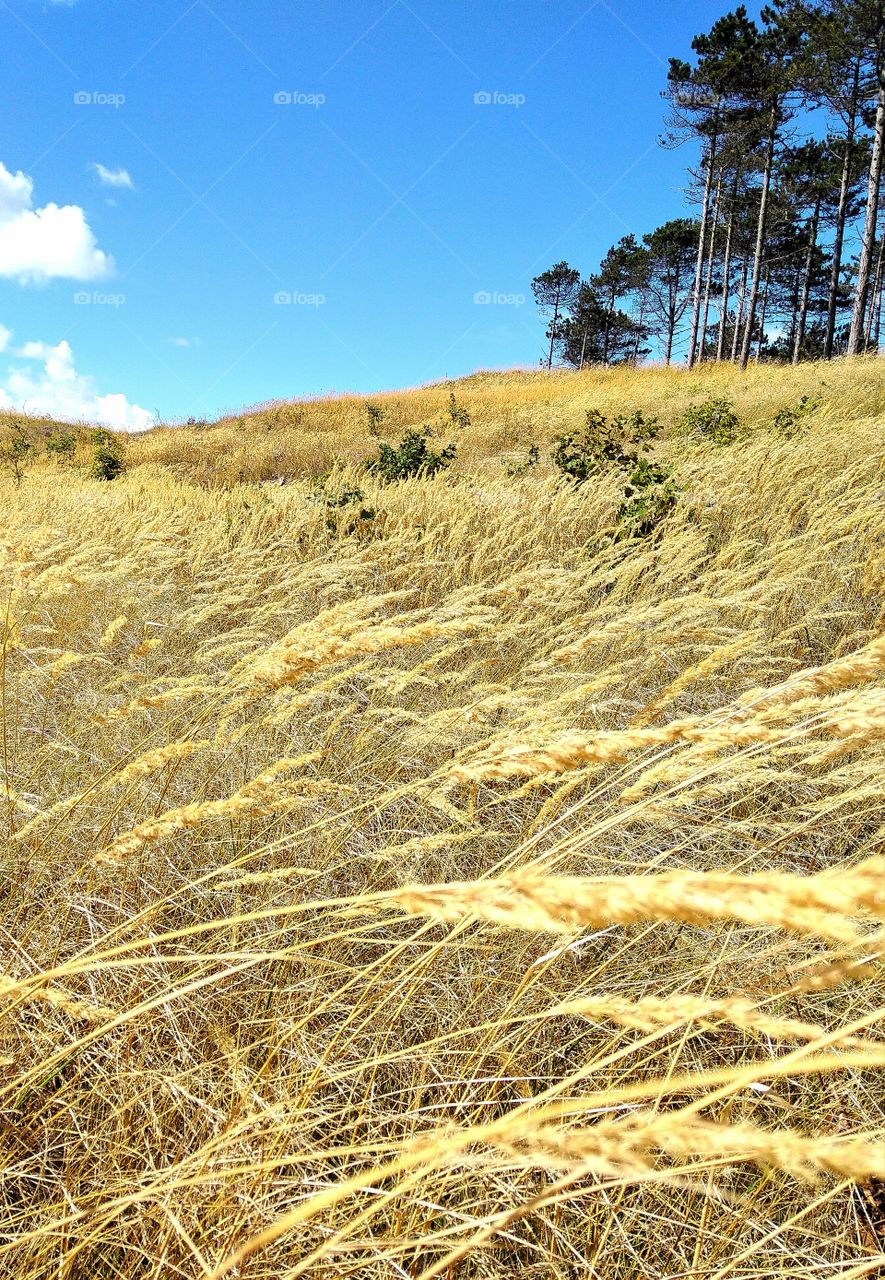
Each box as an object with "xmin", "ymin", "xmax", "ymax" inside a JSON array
[{"xmin": 0, "ymin": 359, "xmax": 884, "ymax": 1278}]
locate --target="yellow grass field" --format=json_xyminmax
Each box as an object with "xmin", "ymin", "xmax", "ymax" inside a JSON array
[{"xmin": 1, "ymin": 359, "xmax": 884, "ymax": 1278}]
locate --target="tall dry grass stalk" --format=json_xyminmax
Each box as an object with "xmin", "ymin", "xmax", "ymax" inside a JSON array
[{"xmin": 0, "ymin": 360, "xmax": 884, "ymax": 1278}]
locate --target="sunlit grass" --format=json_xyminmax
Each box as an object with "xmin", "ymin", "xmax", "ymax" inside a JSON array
[{"xmin": 1, "ymin": 358, "xmax": 883, "ymax": 1278}]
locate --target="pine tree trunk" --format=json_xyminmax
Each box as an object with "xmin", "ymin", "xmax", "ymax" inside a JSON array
[
  {"xmin": 731, "ymin": 255, "xmax": 749, "ymax": 361},
  {"xmin": 740, "ymin": 106, "xmax": 777, "ymax": 370},
  {"xmin": 825, "ymin": 61, "xmax": 860, "ymax": 361},
  {"xmin": 717, "ymin": 173, "xmax": 738, "ymax": 361},
  {"xmin": 787, "ymin": 269, "xmax": 801, "ymax": 356},
  {"xmin": 579, "ymin": 323, "xmax": 589, "ymax": 370},
  {"xmin": 547, "ymin": 293, "xmax": 560, "ymax": 371},
  {"xmin": 793, "ymin": 197, "xmax": 820, "ymax": 365},
  {"xmin": 687, "ymin": 119, "xmax": 719, "ymax": 369},
  {"xmin": 699, "ymin": 172, "xmax": 722, "ymax": 364},
  {"xmin": 631, "ymin": 300, "xmax": 646, "ymax": 364},
  {"xmin": 755, "ymin": 266, "xmax": 770, "ymax": 363},
  {"xmin": 848, "ymin": 83, "xmax": 885, "ymax": 356},
  {"xmin": 602, "ymin": 296, "xmax": 616, "ymax": 365},
  {"xmin": 865, "ymin": 234, "xmax": 885, "ymax": 350}
]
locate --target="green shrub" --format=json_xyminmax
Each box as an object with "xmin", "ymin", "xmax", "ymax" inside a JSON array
[
  {"xmin": 90, "ymin": 428, "xmax": 125, "ymax": 481},
  {"xmin": 46, "ymin": 430, "xmax": 77, "ymax": 464},
  {"xmin": 552, "ymin": 409, "xmax": 676, "ymax": 541},
  {"xmin": 364, "ymin": 402, "xmax": 385, "ymax": 436},
  {"xmin": 312, "ymin": 478, "xmax": 376, "ymax": 536},
  {"xmin": 367, "ymin": 428, "xmax": 456, "ymax": 483},
  {"xmin": 0, "ymin": 419, "xmax": 34, "ymax": 487},
  {"xmin": 770, "ymin": 395, "xmax": 821, "ymax": 438},
  {"xmin": 617, "ymin": 458, "xmax": 678, "ymax": 540},
  {"xmin": 551, "ymin": 408, "xmax": 658, "ymax": 483},
  {"xmin": 448, "ymin": 391, "xmax": 471, "ymax": 429},
  {"xmin": 503, "ymin": 444, "xmax": 540, "ymax": 478},
  {"xmin": 680, "ymin": 397, "xmax": 740, "ymax": 445}
]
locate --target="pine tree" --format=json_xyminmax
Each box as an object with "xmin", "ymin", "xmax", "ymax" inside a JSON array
[
  {"xmin": 642, "ymin": 219, "xmax": 699, "ymax": 363},
  {"xmin": 531, "ymin": 263, "xmax": 581, "ymax": 370}
]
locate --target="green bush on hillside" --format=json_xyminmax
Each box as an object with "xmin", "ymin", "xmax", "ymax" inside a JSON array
[
  {"xmin": 0, "ymin": 419, "xmax": 35, "ymax": 488},
  {"xmin": 90, "ymin": 428, "xmax": 125, "ymax": 481},
  {"xmin": 770, "ymin": 395, "xmax": 822, "ymax": 438},
  {"xmin": 367, "ymin": 428, "xmax": 456, "ymax": 483},
  {"xmin": 47, "ymin": 430, "xmax": 77, "ymax": 464},
  {"xmin": 617, "ymin": 456, "xmax": 679, "ymax": 540},
  {"xmin": 680, "ymin": 397, "xmax": 740, "ymax": 445},
  {"xmin": 551, "ymin": 408, "xmax": 659, "ymax": 483},
  {"xmin": 312, "ymin": 476, "xmax": 376, "ymax": 537},
  {"xmin": 448, "ymin": 391, "xmax": 471, "ymax": 429}
]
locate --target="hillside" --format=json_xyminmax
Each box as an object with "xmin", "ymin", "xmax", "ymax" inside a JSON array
[{"xmin": 1, "ymin": 361, "xmax": 884, "ymax": 1278}]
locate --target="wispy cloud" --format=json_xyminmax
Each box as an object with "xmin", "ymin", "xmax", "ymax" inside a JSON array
[{"xmin": 90, "ymin": 163, "xmax": 134, "ymax": 190}]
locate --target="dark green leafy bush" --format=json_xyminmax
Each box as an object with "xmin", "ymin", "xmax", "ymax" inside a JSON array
[
  {"xmin": 47, "ymin": 430, "xmax": 77, "ymax": 464},
  {"xmin": 448, "ymin": 391, "xmax": 471, "ymax": 429},
  {"xmin": 551, "ymin": 408, "xmax": 658, "ymax": 482},
  {"xmin": 0, "ymin": 419, "xmax": 34, "ymax": 487},
  {"xmin": 367, "ymin": 428, "xmax": 456, "ymax": 483},
  {"xmin": 503, "ymin": 444, "xmax": 540, "ymax": 477},
  {"xmin": 90, "ymin": 428, "xmax": 125, "ymax": 481},
  {"xmin": 312, "ymin": 477, "xmax": 376, "ymax": 536},
  {"xmin": 617, "ymin": 457, "xmax": 678, "ymax": 540},
  {"xmin": 770, "ymin": 395, "xmax": 822, "ymax": 438},
  {"xmin": 680, "ymin": 397, "xmax": 740, "ymax": 445},
  {"xmin": 552, "ymin": 408, "xmax": 676, "ymax": 541},
  {"xmin": 364, "ymin": 402, "xmax": 385, "ymax": 436}
]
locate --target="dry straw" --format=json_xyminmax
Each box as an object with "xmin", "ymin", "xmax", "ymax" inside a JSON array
[
  {"xmin": 387, "ymin": 856, "xmax": 885, "ymax": 942},
  {"xmin": 2, "ymin": 360, "xmax": 885, "ymax": 1280}
]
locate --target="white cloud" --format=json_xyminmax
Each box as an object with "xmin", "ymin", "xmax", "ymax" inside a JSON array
[
  {"xmin": 169, "ymin": 336, "xmax": 196, "ymax": 347},
  {"xmin": 0, "ymin": 330, "xmax": 153, "ymax": 431},
  {"xmin": 0, "ymin": 324, "xmax": 11, "ymax": 353},
  {"xmin": 0, "ymin": 161, "xmax": 113, "ymax": 284},
  {"xmin": 90, "ymin": 163, "xmax": 133, "ymax": 190}
]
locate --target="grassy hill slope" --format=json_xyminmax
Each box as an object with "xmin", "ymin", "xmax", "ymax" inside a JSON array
[{"xmin": 1, "ymin": 361, "xmax": 884, "ymax": 1278}]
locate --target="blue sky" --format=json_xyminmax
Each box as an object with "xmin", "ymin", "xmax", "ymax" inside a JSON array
[{"xmin": 1, "ymin": 0, "xmax": 749, "ymax": 426}]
